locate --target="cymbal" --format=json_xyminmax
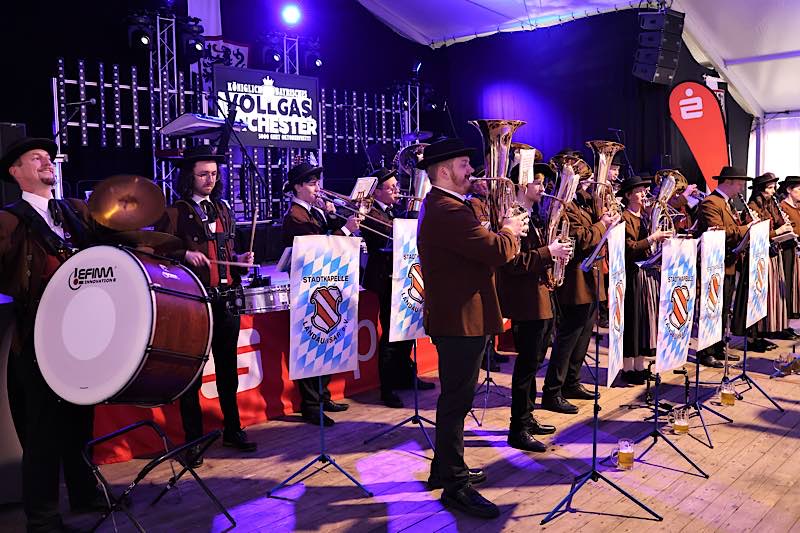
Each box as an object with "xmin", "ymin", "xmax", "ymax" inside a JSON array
[
  {"xmin": 401, "ymin": 130, "xmax": 433, "ymax": 143},
  {"xmin": 89, "ymin": 175, "xmax": 166, "ymax": 231},
  {"xmin": 113, "ymin": 231, "xmax": 183, "ymax": 253}
]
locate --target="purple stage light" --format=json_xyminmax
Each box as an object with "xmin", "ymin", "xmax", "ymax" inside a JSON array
[{"xmin": 281, "ymin": 4, "xmax": 302, "ymax": 26}]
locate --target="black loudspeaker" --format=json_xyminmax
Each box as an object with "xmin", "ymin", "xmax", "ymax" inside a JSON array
[
  {"xmin": 633, "ymin": 9, "xmax": 685, "ymax": 85},
  {"xmin": 0, "ymin": 123, "xmax": 26, "ymax": 206}
]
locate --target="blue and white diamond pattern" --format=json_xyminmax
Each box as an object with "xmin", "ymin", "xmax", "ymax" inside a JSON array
[
  {"xmin": 606, "ymin": 223, "xmax": 626, "ymax": 387},
  {"xmin": 656, "ymin": 238, "xmax": 697, "ymax": 374},
  {"xmin": 747, "ymin": 220, "xmax": 769, "ymax": 328},
  {"xmin": 697, "ymin": 230, "xmax": 725, "ymax": 351},
  {"xmin": 389, "ymin": 219, "xmax": 426, "ymax": 342},
  {"xmin": 289, "ymin": 235, "xmax": 360, "ymax": 380}
]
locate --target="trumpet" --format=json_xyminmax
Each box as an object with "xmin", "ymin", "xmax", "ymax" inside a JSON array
[{"xmin": 316, "ymin": 189, "xmax": 393, "ymax": 240}]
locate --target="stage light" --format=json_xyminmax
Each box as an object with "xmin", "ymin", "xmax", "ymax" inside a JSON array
[
  {"xmin": 127, "ymin": 14, "xmax": 153, "ymax": 50},
  {"xmin": 281, "ymin": 4, "xmax": 302, "ymax": 25},
  {"xmin": 305, "ymin": 50, "xmax": 323, "ymax": 70},
  {"xmin": 178, "ymin": 18, "xmax": 206, "ymax": 65}
]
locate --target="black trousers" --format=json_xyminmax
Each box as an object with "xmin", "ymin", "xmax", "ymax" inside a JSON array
[
  {"xmin": 377, "ymin": 288, "xmax": 415, "ymax": 392},
  {"xmin": 782, "ymin": 249, "xmax": 797, "ymax": 318},
  {"xmin": 181, "ymin": 300, "xmax": 243, "ymax": 441},
  {"xmin": 429, "ymin": 335, "xmax": 487, "ymax": 492},
  {"xmin": 8, "ymin": 337, "xmax": 97, "ymax": 532},
  {"xmin": 297, "ymin": 374, "xmax": 332, "ymax": 412},
  {"xmin": 543, "ymin": 302, "xmax": 596, "ymax": 398},
  {"xmin": 697, "ymin": 273, "xmax": 736, "ymax": 358},
  {"xmin": 510, "ymin": 319, "xmax": 551, "ymax": 429}
]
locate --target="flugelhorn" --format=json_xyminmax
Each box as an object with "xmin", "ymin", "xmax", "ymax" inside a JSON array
[{"xmin": 542, "ymin": 165, "xmax": 580, "ymax": 289}]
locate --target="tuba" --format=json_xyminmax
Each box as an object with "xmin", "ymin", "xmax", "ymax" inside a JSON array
[
  {"xmin": 649, "ymin": 170, "xmax": 677, "ymax": 254},
  {"xmin": 469, "ymin": 119, "xmax": 526, "ymax": 231},
  {"xmin": 394, "ymin": 142, "xmax": 430, "ymax": 214},
  {"xmin": 586, "ymin": 140, "xmax": 624, "ymax": 216},
  {"xmin": 543, "ymin": 164, "xmax": 580, "ymax": 289}
]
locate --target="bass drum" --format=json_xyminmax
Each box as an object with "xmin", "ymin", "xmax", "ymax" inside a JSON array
[{"xmin": 34, "ymin": 245, "xmax": 212, "ymax": 406}]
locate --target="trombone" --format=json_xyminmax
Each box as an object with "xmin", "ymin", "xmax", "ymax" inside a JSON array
[{"xmin": 316, "ymin": 188, "xmax": 394, "ymax": 240}]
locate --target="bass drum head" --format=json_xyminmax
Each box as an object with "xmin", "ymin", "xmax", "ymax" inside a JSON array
[{"xmin": 35, "ymin": 246, "xmax": 154, "ymax": 405}]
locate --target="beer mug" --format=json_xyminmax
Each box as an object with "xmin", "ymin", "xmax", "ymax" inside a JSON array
[
  {"xmin": 669, "ymin": 406, "xmax": 689, "ymax": 435},
  {"xmin": 720, "ymin": 381, "xmax": 736, "ymax": 406},
  {"xmin": 612, "ymin": 439, "xmax": 635, "ymax": 470}
]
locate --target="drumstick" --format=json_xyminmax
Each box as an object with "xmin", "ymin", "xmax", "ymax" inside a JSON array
[
  {"xmin": 210, "ymin": 259, "xmax": 255, "ymax": 268},
  {"xmin": 249, "ymin": 205, "xmax": 259, "ymax": 254}
]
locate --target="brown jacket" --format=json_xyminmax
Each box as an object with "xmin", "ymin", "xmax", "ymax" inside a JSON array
[
  {"xmin": 696, "ymin": 191, "xmax": 749, "ymax": 276},
  {"xmin": 496, "ymin": 214, "xmax": 554, "ymax": 320},
  {"xmin": 361, "ymin": 205, "xmax": 393, "ymax": 296},
  {"xmin": 622, "ymin": 209, "xmax": 651, "ymax": 271},
  {"xmin": 417, "ymin": 187, "xmax": 517, "ymax": 336},
  {"xmin": 0, "ymin": 198, "xmax": 93, "ymax": 354},
  {"xmin": 280, "ymin": 202, "xmax": 346, "ymax": 250},
  {"xmin": 781, "ymin": 199, "xmax": 800, "ymax": 252},
  {"xmin": 556, "ymin": 191, "xmax": 608, "ymax": 306},
  {"xmin": 156, "ymin": 198, "xmax": 244, "ymax": 287}
]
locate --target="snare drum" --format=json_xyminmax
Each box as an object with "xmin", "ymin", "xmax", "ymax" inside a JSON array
[
  {"xmin": 34, "ymin": 246, "xmax": 212, "ymax": 406},
  {"xmin": 230, "ymin": 284, "xmax": 290, "ymax": 315}
]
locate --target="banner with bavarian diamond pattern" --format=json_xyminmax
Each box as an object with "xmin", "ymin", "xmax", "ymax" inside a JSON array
[
  {"xmin": 697, "ymin": 230, "xmax": 725, "ymax": 351},
  {"xmin": 656, "ymin": 237, "xmax": 697, "ymax": 374},
  {"xmin": 747, "ymin": 220, "xmax": 769, "ymax": 328},
  {"xmin": 389, "ymin": 219, "xmax": 426, "ymax": 342},
  {"xmin": 289, "ymin": 235, "xmax": 360, "ymax": 380}
]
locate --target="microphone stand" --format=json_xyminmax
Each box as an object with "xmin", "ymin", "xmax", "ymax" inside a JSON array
[
  {"xmin": 53, "ymin": 106, "xmax": 83, "ymax": 141},
  {"xmin": 610, "ymin": 129, "xmax": 636, "ymax": 178},
  {"xmin": 443, "ymin": 99, "xmax": 458, "ymax": 138}
]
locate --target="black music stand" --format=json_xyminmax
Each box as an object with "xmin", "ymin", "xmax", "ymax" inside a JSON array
[
  {"xmin": 83, "ymin": 421, "xmax": 235, "ymax": 532},
  {"xmin": 268, "ymin": 377, "xmax": 372, "ymax": 498},
  {"xmin": 363, "ymin": 340, "xmax": 436, "ymax": 450},
  {"xmin": 726, "ymin": 333, "xmax": 785, "ymax": 411},
  {"xmin": 542, "ymin": 239, "xmax": 662, "ymax": 525},
  {"xmin": 469, "ymin": 336, "xmax": 508, "ymax": 427},
  {"xmin": 685, "ymin": 350, "xmax": 733, "ymax": 448}
]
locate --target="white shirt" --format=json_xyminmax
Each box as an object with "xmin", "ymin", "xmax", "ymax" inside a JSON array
[
  {"xmin": 192, "ymin": 194, "xmax": 216, "ymax": 232},
  {"xmin": 292, "ymin": 197, "xmax": 351, "ymax": 236},
  {"xmin": 22, "ymin": 191, "xmax": 64, "ymax": 239},
  {"xmin": 433, "ymin": 185, "xmax": 467, "ymax": 203}
]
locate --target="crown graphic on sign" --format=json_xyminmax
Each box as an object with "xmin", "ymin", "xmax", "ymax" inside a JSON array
[{"xmin": 262, "ymin": 76, "xmax": 275, "ymax": 87}]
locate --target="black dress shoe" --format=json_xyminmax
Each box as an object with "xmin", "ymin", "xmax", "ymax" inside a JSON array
[
  {"xmin": 415, "ymin": 378, "xmax": 436, "ymax": 390},
  {"xmin": 302, "ymin": 410, "xmax": 335, "ymax": 426},
  {"xmin": 507, "ymin": 428, "xmax": 547, "ymax": 452},
  {"xmin": 381, "ymin": 391, "xmax": 404, "ymax": 408},
  {"xmin": 70, "ymin": 492, "xmax": 109, "ymax": 514},
  {"xmin": 441, "ymin": 485, "xmax": 499, "ymax": 519},
  {"xmin": 494, "ymin": 352, "xmax": 510, "ymax": 363},
  {"xmin": 784, "ymin": 328, "xmax": 800, "ymax": 339},
  {"xmin": 323, "ymin": 400, "xmax": 349, "ymax": 412},
  {"xmin": 427, "ymin": 468, "xmax": 486, "ymax": 490},
  {"xmin": 526, "ymin": 417, "xmax": 556, "ymax": 435},
  {"xmin": 764, "ymin": 340, "xmax": 778, "ymax": 350},
  {"xmin": 223, "ymin": 429, "xmax": 257, "ymax": 452},
  {"xmin": 620, "ymin": 370, "xmax": 646, "ymax": 385},
  {"xmin": 541, "ymin": 395, "xmax": 579, "ymax": 414},
  {"xmin": 699, "ymin": 354, "xmax": 724, "ymax": 368},
  {"xmin": 712, "ymin": 351, "xmax": 740, "ymax": 362},
  {"xmin": 562, "ymin": 384, "xmax": 597, "ymax": 400},
  {"xmin": 185, "ymin": 443, "xmax": 204, "ymax": 468}
]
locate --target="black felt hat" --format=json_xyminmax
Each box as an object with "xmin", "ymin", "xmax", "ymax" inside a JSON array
[
  {"xmin": 178, "ymin": 144, "xmax": 226, "ymax": 168},
  {"xmin": 369, "ymin": 167, "xmax": 397, "ymax": 184},
  {"xmin": 712, "ymin": 166, "xmax": 752, "ymax": 182},
  {"xmin": 616, "ymin": 173, "xmax": 653, "ymax": 196},
  {"xmin": 283, "ymin": 162, "xmax": 323, "ymax": 194},
  {"xmin": 750, "ymin": 172, "xmax": 779, "ymax": 189},
  {"xmin": 417, "ymin": 138, "xmax": 475, "ymax": 170},
  {"xmin": 1, "ymin": 137, "xmax": 57, "ymax": 183}
]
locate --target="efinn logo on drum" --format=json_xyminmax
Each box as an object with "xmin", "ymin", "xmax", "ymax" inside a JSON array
[{"xmin": 68, "ymin": 266, "xmax": 116, "ymax": 290}]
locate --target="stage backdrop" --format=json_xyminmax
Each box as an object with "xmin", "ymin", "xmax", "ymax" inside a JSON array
[{"xmin": 91, "ymin": 290, "xmax": 438, "ymax": 464}]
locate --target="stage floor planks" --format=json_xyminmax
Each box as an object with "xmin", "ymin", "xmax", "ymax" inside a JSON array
[{"xmin": 3, "ymin": 327, "xmax": 800, "ymax": 532}]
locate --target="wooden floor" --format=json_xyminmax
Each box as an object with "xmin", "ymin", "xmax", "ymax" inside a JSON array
[{"xmin": 3, "ymin": 326, "xmax": 800, "ymax": 533}]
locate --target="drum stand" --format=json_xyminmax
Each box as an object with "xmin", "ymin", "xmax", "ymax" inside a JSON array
[
  {"xmin": 363, "ymin": 340, "xmax": 436, "ymax": 450},
  {"xmin": 83, "ymin": 421, "xmax": 235, "ymax": 532},
  {"xmin": 469, "ymin": 337, "xmax": 508, "ymax": 427},
  {"xmin": 542, "ymin": 263, "xmax": 662, "ymax": 525},
  {"xmin": 268, "ymin": 377, "xmax": 372, "ymax": 498},
  {"xmin": 726, "ymin": 333, "xmax": 785, "ymax": 412}
]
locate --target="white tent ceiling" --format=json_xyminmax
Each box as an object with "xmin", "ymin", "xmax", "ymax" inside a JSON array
[{"xmin": 357, "ymin": 0, "xmax": 800, "ymax": 117}]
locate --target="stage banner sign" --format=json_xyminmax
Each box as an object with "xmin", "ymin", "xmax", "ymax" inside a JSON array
[
  {"xmin": 668, "ymin": 81, "xmax": 728, "ymax": 193},
  {"xmin": 213, "ymin": 65, "xmax": 319, "ymax": 149},
  {"xmin": 606, "ymin": 223, "xmax": 626, "ymax": 387},
  {"xmin": 389, "ymin": 219, "xmax": 426, "ymax": 342},
  {"xmin": 289, "ymin": 235, "xmax": 360, "ymax": 380},
  {"xmin": 747, "ymin": 220, "xmax": 770, "ymax": 328},
  {"xmin": 656, "ymin": 238, "xmax": 697, "ymax": 374},
  {"xmin": 697, "ymin": 230, "xmax": 725, "ymax": 351}
]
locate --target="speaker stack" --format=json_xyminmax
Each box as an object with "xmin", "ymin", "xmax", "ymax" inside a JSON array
[{"xmin": 632, "ymin": 9, "xmax": 685, "ymax": 85}]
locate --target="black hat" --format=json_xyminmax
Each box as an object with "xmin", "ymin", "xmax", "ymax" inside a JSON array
[
  {"xmin": 417, "ymin": 138, "xmax": 475, "ymax": 170},
  {"xmin": 712, "ymin": 166, "xmax": 752, "ymax": 182},
  {"xmin": 283, "ymin": 161, "xmax": 323, "ymax": 194},
  {"xmin": 750, "ymin": 172, "xmax": 779, "ymax": 189},
  {"xmin": 369, "ymin": 167, "xmax": 397, "ymax": 184},
  {"xmin": 611, "ymin": 151, "xmax": 624, "ymax": 167},
  {"xmin": 509, "ymin": 163, "xmax": 557, "ymax": 185},
  {"xmin": 178, "ymin": 144, "xmax": 226, "ymax": 168},
  {"xmin": 1, "ymin": 137, "xmax": 57, "ymax": 183},
  {"xmin": 616, "ymin": 173, "xmax": 653, "ymax": 196},
  {"xmin": 782, "ymin": 175, "xmax": 800, "ymax": 188},
  {"xmin": 553, "ymin": 148, "xmax": 584, "ymax": 160}
]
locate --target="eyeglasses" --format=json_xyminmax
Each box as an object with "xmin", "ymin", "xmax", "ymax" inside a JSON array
[
  {"xmin": 381, "ymin": 185, "xmax": 400, "ymax": 192},
  {"xmin": 194, "ymin": 172, "xmax": 218, "ymax": 180}
]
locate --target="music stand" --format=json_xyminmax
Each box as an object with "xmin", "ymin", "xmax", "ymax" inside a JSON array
[
  {"xmin": 469, "ymin": 337, "xmax": 508, "ymax": 427},
  {"xmin": 363, "ymin": 340, "xmax": 436, "ymax": 449},
  {"xmin": 268, "ymin": 377, "xmax": 372, "ymax": 497},
  {"xmin": 684, "ymin": 356, "xmax": 732, "ymax": 448},
  {"xmin": 726, "ymin": 333, "xmax": 785, "ymax": 411},
  {"xmin": 542, "ymin": 237, "xmax": 662, "ymax": 525}
]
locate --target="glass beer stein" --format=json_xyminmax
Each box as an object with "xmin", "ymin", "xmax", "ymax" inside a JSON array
[
  {"xmin": 720, "ymin": 381, "xmax": 736, "ymax": 406},
  {"xmin": 669, "ymin": 406, "xmax": 690, "ymax": 435},
  {"xmin": 613, "ymin": 439, "xmax": 635, "ymax": 470}
]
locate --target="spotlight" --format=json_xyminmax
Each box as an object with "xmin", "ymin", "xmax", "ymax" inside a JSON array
[
  {"xmin": 127, "ymin": 14, "xmax": 153, "ymax": 50},
  {"xmin": 263, "ymin": 46, "xmax": 283, "ymax": 69},
  {"xmin": 178, "ymin": 17, "xmax": 205, "ymax": 64},
  {"xmin": 281, "ymin": 4, "xmax": 302, "ymax": 26},
  {"xmin": 305, "ymin": 51, "xmax": 323, "ymax": 70}
]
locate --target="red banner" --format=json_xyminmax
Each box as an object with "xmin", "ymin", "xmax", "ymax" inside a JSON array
[
  {"xmin": 669, "ymin": 81, "xmax": 729, "ymax": 192},
  {"xmin": 92, "ymin": 290, "xmax": 439, "ymax": 464}
]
